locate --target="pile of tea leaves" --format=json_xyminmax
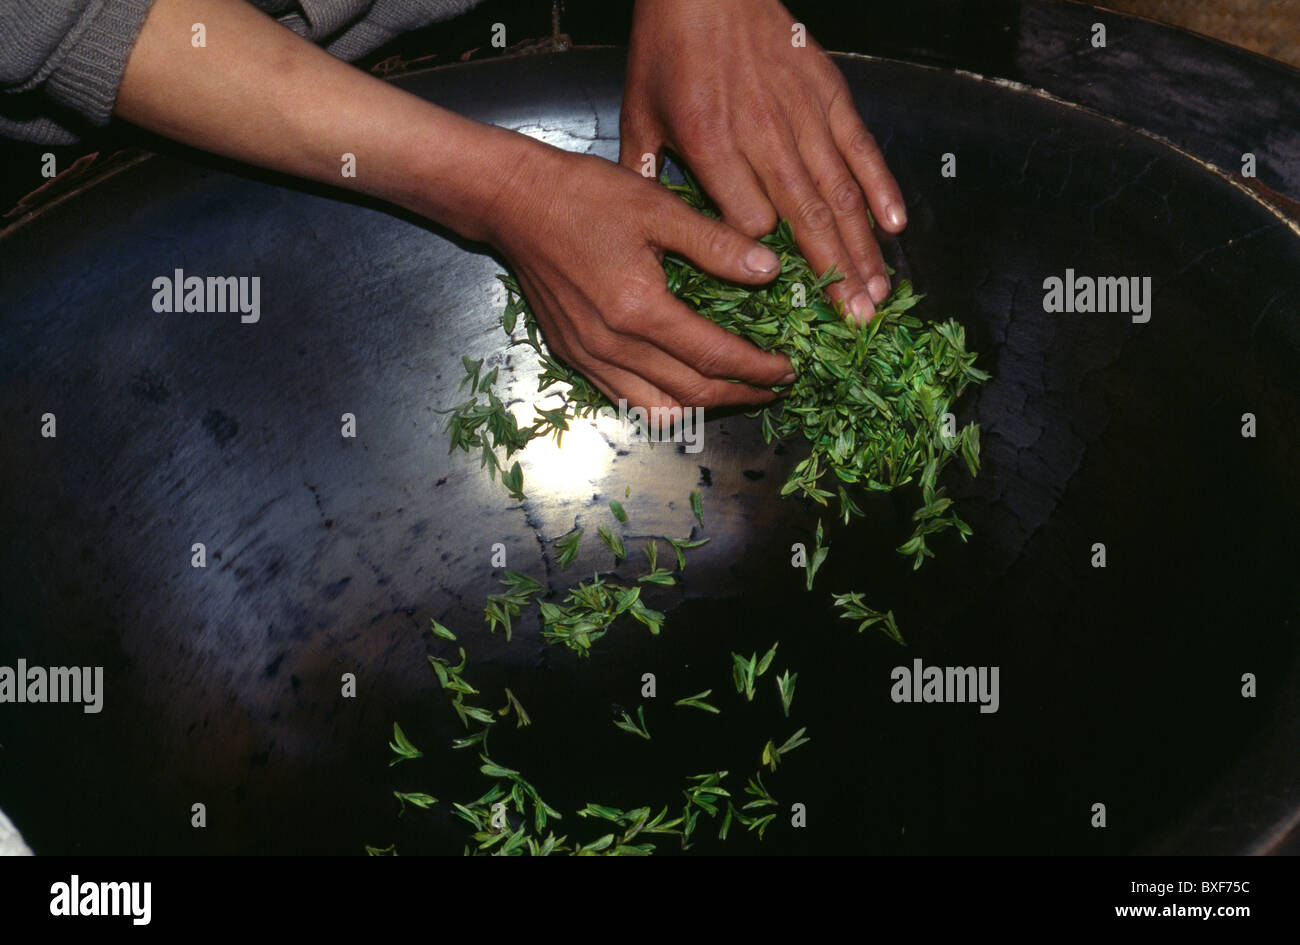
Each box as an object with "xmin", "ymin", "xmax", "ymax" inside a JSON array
[
  {"xmin": 445, "ymin": 167, "xmax": 989, "ymax": 571},
  {"xmin": 664, "ymin": 171, "xmax": 989, "ymax": 568}
]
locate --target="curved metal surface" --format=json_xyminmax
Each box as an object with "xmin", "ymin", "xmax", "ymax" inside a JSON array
[{"xmin": 1, "ymin": 48, "xmax": 1298, "ymax": 855}]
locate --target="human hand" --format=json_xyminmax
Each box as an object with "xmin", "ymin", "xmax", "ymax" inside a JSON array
[
  {"xmin": 115, "ymin": 0, "xmax": 797, "ymax": 415},
  {"xmin": 620, "ymin": 0, "xmax": 907, "ymax": 321},
  {"xmin": 481, "ymin": 136, "xmax": 796, "ymax": 412}
]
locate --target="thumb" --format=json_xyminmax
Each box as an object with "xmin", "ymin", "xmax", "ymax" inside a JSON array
[{"xmin": 657, "ymin": 200, "xmax": 782, "ymax": 285}]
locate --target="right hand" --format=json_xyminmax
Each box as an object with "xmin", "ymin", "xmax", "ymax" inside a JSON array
[{"xmin": 477, "ymin": 137, "xmax": 797, "ymax": 413}]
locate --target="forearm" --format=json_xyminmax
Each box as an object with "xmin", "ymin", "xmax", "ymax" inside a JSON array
[{"xmin": 116, "ymin": 0, "xmax": 524, "ymax": 242}]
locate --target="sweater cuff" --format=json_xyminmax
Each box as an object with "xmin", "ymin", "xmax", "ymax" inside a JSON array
[{"xmin": 44, "ymin": 0, "xmax": 159, "ymax": 129}]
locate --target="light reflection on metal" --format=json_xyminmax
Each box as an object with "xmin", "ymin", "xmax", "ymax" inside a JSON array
[{"xmin": 509, "ymin": 399, "xmax": 617, "ymax": 501}]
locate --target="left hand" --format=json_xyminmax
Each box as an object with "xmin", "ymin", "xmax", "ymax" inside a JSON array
[{"xmin": 620, "ymin": 0, "xmax": 907, "ymax": 322}]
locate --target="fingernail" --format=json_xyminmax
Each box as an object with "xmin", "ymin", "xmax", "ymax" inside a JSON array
[
  {"xmin": 868, "ymin": 275, "xmax": 891, "ymax": 304},
  {"xmin": 779, "ymin": 371, "xmax": 797, "ymax": 384},
  {"xmin": 885, "ymin": 203, "xmax": 906, "ymax": 229},
  {"xmin": 849, "ymin": 292, "xmax": 874, "ymax": 320},
  {"xmin": 746, "ymin": 246, "xmax": 780, "ymax": 275}
]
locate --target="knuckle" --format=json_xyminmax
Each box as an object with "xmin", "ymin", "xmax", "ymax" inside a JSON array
[
  {"xmin": 607, "ymin": 304, "xmax": 645, "ymax": 336},
  {"xmin": 828, "ymin": 177, "xmax": 864, "ymax": 213},
  {"xmin": 796, "ymin": 197, "xmax": 836, "ymax": 233},
  {"xmin": 846, "ymin": 127, "xmax": 879, "ymax": 161},
  {"xmin": 603, "ymin": 307, "xmax": 636, "ymax": 334},
  {"xmin": 672, "ymin": 378, "xmax": 715, "ymax": 409},
  {"xmin": 584, "ymin": 330, "xmax": 623, "ymax": 362},
  {"xmin": 735, "ymin": 204, "xmax": 778, "ymax": 238},
  {"xmin": 604, "ymin": 279, "xmax": 661, "ymax": 334},
  {"xmin": 692, "ymin": 338, "xmax": 733, "ymax": 377},
  {"xmin": 706, "ymin": 224, "xmax": 736, "ymax": 262}
]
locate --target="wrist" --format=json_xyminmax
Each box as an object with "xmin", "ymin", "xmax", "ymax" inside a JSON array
[{"xmin": 395, "ymin": 116, "xmax": 545, "ymax": 246}]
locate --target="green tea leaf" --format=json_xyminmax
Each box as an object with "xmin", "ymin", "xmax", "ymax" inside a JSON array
[
  {"xmin": 498, "ymin": 687, "xmax": 532, "ymax": 728},
  {"xmin": 613, "ymin": 705, "xmax": 651, "ymax": 740},
  {"xmin": 388, "ymin": 722, "xmax": 422, "ymax": 766},
  {"xmin": 674, "ymin": 690, "xmax": 721, "ymax": 714},
  {"xmin": 429, "ymin": 617, "xmax": 456, "ymax": 641},
  {"xmin": 777, "ymin": 669, "xmax": 797, "ymax": 717},
  {"xmin": 805, "ymin": 519, "xmax": 829, "ymax": 591},
  {"xmin": 554, "ymin": 527, "xmax": 582, "ymax": 569},
  {"xmin": 597, "ymin": 525, "xmax": 626, "ymax": 562},
  {"xmin": 664, "ymin": 536, "xmax": 710, "ymax": 571},
  {"xmin": 832, "ymin": 591, "xmax": 906, "ymax": 645},
  {"xmin": 394, "ymin": 791, "xmax": 437, "ymax": 815}
]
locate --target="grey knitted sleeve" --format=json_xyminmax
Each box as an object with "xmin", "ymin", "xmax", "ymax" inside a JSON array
[
  {"xmin": 1, "ymin": 0, "xmax": 159, "ymax": 145},
  {"xmin": 1, "ymin": 0, "xmax": 487, "ymax": 146}
]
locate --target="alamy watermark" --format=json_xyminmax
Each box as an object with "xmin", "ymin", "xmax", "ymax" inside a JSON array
[
  {"xmin": 50, "ymin": 876, "xmax": 150, "ymax": 925},
  {"xmin": 1043, "ymin": 269, "xmax": 1151, "ymax": 323},
  {"xmin": 891, "ymin": 658, "xmax": 999, "ymax": 714},
  {"xmin": 0, "ymin": 659, "xmax": 103, "ymax": 713},
  {"xmin": 152, "ymin": 269, "xmax": 260, "ymax": 323},
  {"xmin": 593, "ymin": 398, "xmax": 705, "ymax": 454}
]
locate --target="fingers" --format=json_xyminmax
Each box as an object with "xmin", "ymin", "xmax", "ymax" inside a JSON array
[
  {"xmin": 630, "ymin": 288, "xmax": 794, "ymax": 389},
  {"xmin": 751, "ymin": 131, "xmax": 876, "ymax": 322},
  {"xmin": 682, "ymin": 147, "xmax": 778, "ymax": 238},
  {"xmin": 517, "ymin": 265, "xmax": 782, "ymax": 414},
  {"xmin": 827, "ymin": 92, "xmax": 906, "ymax": 234},
  {"xmin": 577, "ymin": 357, "xmax": 678, "ymax": 416},
  {"xmin": 559, "ymin": 332, "xmax": 778, "ymax": 413},
  {"xmin": 615, "ymin": 335, "xmax": 781, "ymax": 409},
  {"xmin": 571, "ymin": 297, "xmax": 782, "ymax": 409},
  {"xmin": 517, "ymin": 269, "xmax": 677, "ymax": 409},
  {"xmin": 584, "ymin": 349, "xmax": 774, "ymax": 415},
  {"xmin": 797, "ymin": 118, "xmax": 891, "ymax": 306},
  {"xmin": 655, "ymin": 197, "xmax": 783, "ymax": 286}
]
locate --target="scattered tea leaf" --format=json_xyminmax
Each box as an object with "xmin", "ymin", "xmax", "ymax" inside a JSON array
[
  {"xmin": 388, "ymin": 723, "xmax": 422, "ymax": 767},
  {"xmin": 832, "ymin": 591, "xmax": 905, "ymax": 645},
  {"xmin": 498, "ymin": 687, "xmax": 532, "ymax": 728},
  {"xmin": 614, "ymin": 705, "xmax": 651, "ymax": 740},
  {"xmin": 806, "ymin": 519, "xmax": 829, "ymax": 591},
  {"xmin": 597, "ymin": 525, "xmax": 626, "ymax": 562},
  {"xmin": 776, "ymin": 669, "xmax": 797, "ymax": 717},
  {"xmin": 554, "ymin": 527, "xmax": 583, "ymax": 569},
  {"xmin": 394, "ymin": 791, "xmax": 437, "ymax": 815},
  {"xmin": 674, "ymin": 690, "xmax": 721, "ymax": 714}
]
